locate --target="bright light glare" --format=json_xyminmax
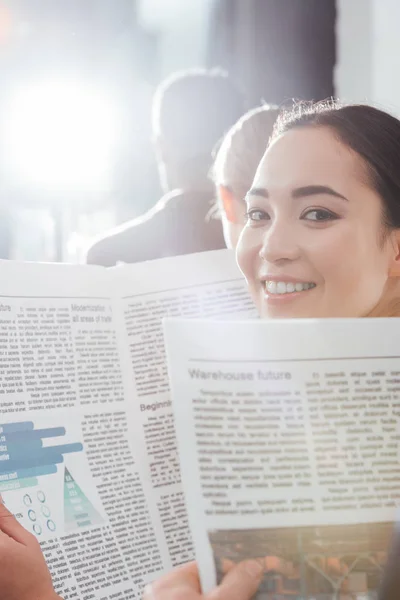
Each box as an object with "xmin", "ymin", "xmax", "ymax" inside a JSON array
[{"xmin": 5, "ymin": 79, "xmax": 119, "ymax": 193}]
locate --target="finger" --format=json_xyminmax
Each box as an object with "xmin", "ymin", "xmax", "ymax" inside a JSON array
[
  {"xmin": 208, "ymin": 560, "xmax": 264, "ymax": 600},
  {"xmin": 145, "ymin": 562, "xmax": 200, "ymax": 599},
  {"xmin": 0, "ymin": 501, "xmax": 33, "ymax": 545}
]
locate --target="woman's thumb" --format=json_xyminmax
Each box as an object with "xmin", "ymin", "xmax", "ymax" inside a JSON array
[
  {"xmin": 0, "ymin": 499, "xmax": 33, "ymax": 545},
  {"xmin": 208, "ymin": 560, "xmax": 264, "ymax": 600}
]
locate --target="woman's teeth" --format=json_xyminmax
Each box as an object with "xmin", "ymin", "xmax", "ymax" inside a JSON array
[{"xmin": 265, "ymin": 281, "xmax": 316, "ymax": 295}]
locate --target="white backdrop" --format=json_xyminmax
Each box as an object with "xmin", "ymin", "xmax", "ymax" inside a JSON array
[{"xmin": 336, "ymin": 0, "xmax": 400, "ymax": 116}]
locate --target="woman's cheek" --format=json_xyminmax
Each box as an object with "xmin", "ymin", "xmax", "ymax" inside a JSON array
[
  {"xmin": 229, "ymin": 223, "xmax": 245, "ymax": 250},
  {"xmin": 236, "ymin": 227, "xmax": 260, "ymax": 278},
  {"xmin": 303, "ymin": 226, "xmax": 354, "ymax": 275}
]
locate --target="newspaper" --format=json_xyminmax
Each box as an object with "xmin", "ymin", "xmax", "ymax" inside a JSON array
[
  {"xmin": 0, "ymin": 250, "xmax": 255, "ymax": 600},
  {"xmin": 164, "ymin": 317, "xmax": 400, "ymax": 600}
]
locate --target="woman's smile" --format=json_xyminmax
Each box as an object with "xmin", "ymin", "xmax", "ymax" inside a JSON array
[{"xmin": 260, "ymin": 275, "xmax": 317, "ymax": 306}]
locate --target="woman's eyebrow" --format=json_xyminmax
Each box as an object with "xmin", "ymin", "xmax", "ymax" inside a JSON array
[
  {"xmin": 246, "ymin": 185, "xmax": 348, "ymax": 202},
  {"xmin": 246, "ymin": 187, "xmax": 269, "ymax": 200},
  {"xmin": 292, "ymin": 185, "xmax": 348, "ymax": 201}
]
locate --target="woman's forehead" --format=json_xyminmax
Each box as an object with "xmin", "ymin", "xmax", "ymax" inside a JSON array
[{"xmin": 254, "ymin": 126, "xmax": 367, "ymax": 192}]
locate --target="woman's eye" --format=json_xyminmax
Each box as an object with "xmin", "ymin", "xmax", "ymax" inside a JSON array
[
  {"xmin": 245, "ymin": 209, "xmax": 270, "ymax": 222},
  {"xmin": 301, "ymin": 208, "xmax": 338, "ymax": 222}
]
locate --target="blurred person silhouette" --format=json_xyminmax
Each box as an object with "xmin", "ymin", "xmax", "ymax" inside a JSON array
[
  {"xmin": 212, "ymin": 105, "xmax": 279, "ymax": 249},
  {"xmin": 86, "ymin": 68, "xmax": 244, "ymax": 266}
]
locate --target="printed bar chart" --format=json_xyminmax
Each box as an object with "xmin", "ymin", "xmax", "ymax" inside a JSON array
[
  {"xmin": 0, "ymin": 476, "xmax": 38, "ymax": 492},
  {"xmin": 0, "ymin": 421, "xmax": 83, "ymax": 493}
]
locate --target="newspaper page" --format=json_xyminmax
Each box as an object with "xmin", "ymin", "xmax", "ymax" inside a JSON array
[
  {"xmin": 0, "ymin": 250, "xmax": 255, "ymax": 600},
  {"xmin": 164, "ymin": 317, "xmax": 400, "ymax": 600},
  {"xmin": 0, "ymin": 260, "xmax": 140, "ymax": 600},
  {"xmin": 113, "ymin": 249, "xmax": 256, "ymax": 574}
]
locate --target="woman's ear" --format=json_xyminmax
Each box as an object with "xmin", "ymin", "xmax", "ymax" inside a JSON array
[
  {"xmin": 389, "ymin": 230, "xmax": 400, "ymax": 277},
  {"xmin": 218, "ymin": 185, "xmax": 239, "ymax": 224}
]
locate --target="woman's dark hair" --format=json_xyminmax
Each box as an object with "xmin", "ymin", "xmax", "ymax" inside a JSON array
[{"xmin": 271, "ymin": 100, "xmax": 400, "ymax": 230}]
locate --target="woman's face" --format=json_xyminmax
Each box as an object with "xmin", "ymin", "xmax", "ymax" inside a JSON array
[{"xmin": 237, "ymin": 126, "xmax": 398, "ymax": 318}]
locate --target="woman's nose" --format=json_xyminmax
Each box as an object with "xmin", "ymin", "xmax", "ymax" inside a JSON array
[{"xmin": 258, "ymin": 221, "xmax": 300, "ymax": 264}]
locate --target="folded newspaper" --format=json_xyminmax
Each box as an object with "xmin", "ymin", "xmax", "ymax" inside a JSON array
[
  {"xmin": 0, "ymin": 249, "xmax": 255, "ymax": 600},
  {"xmin": 164, "ymin": 317, "xmax": 400, "ymax": 600}
]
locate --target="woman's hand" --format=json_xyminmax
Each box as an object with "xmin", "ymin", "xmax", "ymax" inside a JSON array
[
  {"xmin": 0, "ymin": 496, "xmax": 61, "ymax": 600},
  {"xmin": 144, "ymin": 559, "xmax": 264, "ymax": 600}
]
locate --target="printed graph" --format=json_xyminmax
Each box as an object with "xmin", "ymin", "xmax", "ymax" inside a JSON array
[
  {"xmin": 0, "ymin": 421, "xmax": 83, "ymax": 493},
  {"xmin": 64, "ymin": 466, "xmax": 103, "ymax": 530}
]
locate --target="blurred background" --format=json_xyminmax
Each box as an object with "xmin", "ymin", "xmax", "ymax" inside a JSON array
[{"xmin": 0, "ymin": 0, "xmax": 394, "ymax": 263}]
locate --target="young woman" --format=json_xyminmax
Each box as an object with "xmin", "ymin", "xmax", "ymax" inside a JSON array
[
  {"xmin": 212, "ymin": 104, "xmax": 279, "ymax": 249},
  {"xmin": 3, "ymin": 101, "xmax": 400, "ymax": 600},
  {"xmin": 237, "ymin": 101, "xmax": 400, "ymax": 319}
]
